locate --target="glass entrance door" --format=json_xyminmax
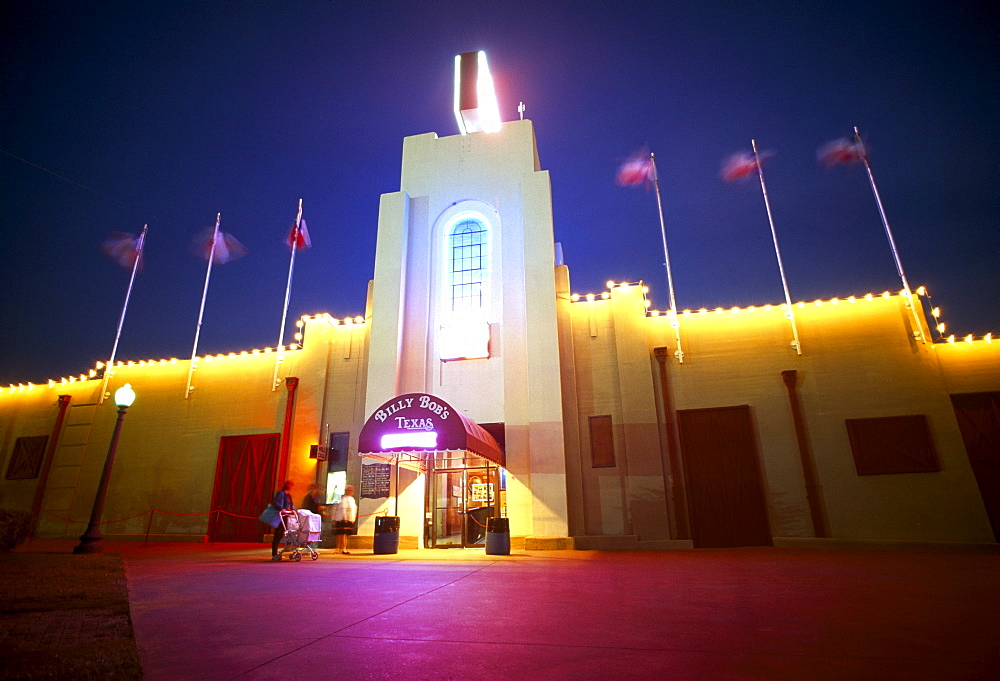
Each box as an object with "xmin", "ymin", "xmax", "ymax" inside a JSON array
[
  {"xmin": 429, "ymin": 467, "xmax": 495, "ymax": 548},
  {"xmin": 464, "ymin": 468, "xmax": 492, "ymax": 546},
  {"xmin": 432, "ymin": 470, "xmax": 465, "ymax": 548}
]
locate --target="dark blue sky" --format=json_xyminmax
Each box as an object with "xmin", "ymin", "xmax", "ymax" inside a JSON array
[{"xmin": 2, "ymin": 1, "xmax": 997, "ymax": 384}]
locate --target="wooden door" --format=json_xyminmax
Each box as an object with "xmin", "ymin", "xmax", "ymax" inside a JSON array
[
  {"xmin": 950, "ymin": 392, "xmax": 1000, "ymax": 541},
  {"xmin": 208, "ymin": 433, "xmax": 280, "ymax": 542},
  {"xmin": 678, "ymin": 405, "xmax": 772, "ymax": 548}
]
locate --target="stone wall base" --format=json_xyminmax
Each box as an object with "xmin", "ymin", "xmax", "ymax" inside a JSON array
[
  {"xmin": 523, "ymin": 536, "xmax": 575, "ymax": 550},
  {"xmin": 573, "ymin": 535, "xmax": 694, "ymax": 551},
  {"xmin": 773, "ymin": 536, "xmax": 1000, "ymax": 553}
]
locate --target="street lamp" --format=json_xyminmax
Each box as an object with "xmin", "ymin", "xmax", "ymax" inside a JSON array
[{"xmin": 73, "ymin": 384, "xmax": 136, "ymax": 554}]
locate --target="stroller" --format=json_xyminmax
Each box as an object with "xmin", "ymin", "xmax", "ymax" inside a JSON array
[{"xmin": 274, "ymin": 509, "xmax": 322, "ymax": 561}]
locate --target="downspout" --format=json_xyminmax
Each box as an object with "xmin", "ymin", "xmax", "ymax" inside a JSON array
[
  {"xmin": 31, "ymin": 394, "xmax": 72, "ymax": 537},
  {"xmin": 278, "ymin": 377, "xmax": 299, "ymax": 484},
  {"xmin": 780, "ymin": 370, "xmax": 828, "ymax": 537},
  {"xmin": 315, "ymin": 340, "xmax": 334, "ymax": 486},
  {"xmin": 654, "ymin": 348, "xmax": 690, "ymax": 540}
]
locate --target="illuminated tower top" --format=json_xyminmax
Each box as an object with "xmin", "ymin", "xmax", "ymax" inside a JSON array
[{"xmin": 453, "ymin": 51, "xmax": 501, "ymax": 134}]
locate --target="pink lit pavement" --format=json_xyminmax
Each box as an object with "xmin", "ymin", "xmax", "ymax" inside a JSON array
[{"xmin": 32, "ymin": 541, "xmax": 1000, "ymax": 679}]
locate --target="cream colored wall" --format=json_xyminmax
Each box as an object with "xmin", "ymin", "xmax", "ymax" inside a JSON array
[
  {"xmin": 567, "ymin": 289, "xmax": 997, "ymax": 544},
  {"xmin": 564, "ymin": 284, "xmax": 671, "ymax": 541},
  {"xmin": 506, "ymin": 166, "xmax": 568, "ymax": 539},
  {"xmin": 0, "ymin": 386, "xmax": 79, "ymax": 515},
  {"xmin": 366, "ymin": 190, "xmax": 410, "ymax": 414},
  {"xmin": 0, "ymin": 317, "xmax": 368, "ymax": 540},
  {"xmin": 555, "ymin": 266, "xmax": 586, "ymax": 537}
]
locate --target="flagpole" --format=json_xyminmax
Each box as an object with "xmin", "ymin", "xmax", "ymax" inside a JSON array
[
  {"xmin": 853, "ymin": 127, "xmax": 926, "ymax": 343},
  {"xmin": 99, "ymin": 225, "xmax": 147, "ymax": 404},
  {"xmin": 650, "ymin": 153, "xmax": 684, "ymax": 363},
  {"xmin": 752, "ymin": 139, "xmax": 801, "ymax": 355},
  {"xmin": 186, "ymin": 213, "xmax": 220, "ymax": 399},
  {"xmin": 273, "ymin": 199, "xmax": 303, "ymax": 390}
]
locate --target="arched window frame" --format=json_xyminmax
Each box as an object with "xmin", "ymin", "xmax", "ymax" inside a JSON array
[
  {"xmin": 445, "ymin": 212, "xmax": 491, "ymax": 316},
  {"xmin": 437, "ymin": 208, "xmax": 494, "ymax": 361}
]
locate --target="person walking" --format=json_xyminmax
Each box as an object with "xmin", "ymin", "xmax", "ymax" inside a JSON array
[
  {"xmin": 270, "ymin": 480, "xmax": 295, "ymax": 561},
  {"xmin": 332, "ymin": 484, "xmax": 357, "ymax": 554}
]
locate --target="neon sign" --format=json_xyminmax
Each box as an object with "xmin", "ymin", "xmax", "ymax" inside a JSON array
[{"xmin": 374, "ymin": 395, "xmax": 451, "ymax": 422}]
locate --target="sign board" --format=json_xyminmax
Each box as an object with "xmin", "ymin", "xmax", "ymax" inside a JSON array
[
  {"xmin": 471, "ymin": 483, "xmax": 494, "ymax": 502},
  {"xmin": 360, "ymin": 463, "xmax": 391, "ymax": 499}
]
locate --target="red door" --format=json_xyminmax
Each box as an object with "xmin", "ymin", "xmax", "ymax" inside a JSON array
[
  {"xmin": 208, "ymin": 433, "xmax": 280, "ymax": 542},
  {"xmin": 678, "ymin": 405, "xmax": 772, "ymax": 548},
  {"xmin": 950, "ymin": 392, "xmax": 1000, "ymax": 541}
]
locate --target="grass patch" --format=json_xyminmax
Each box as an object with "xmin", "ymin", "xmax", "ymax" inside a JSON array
[{"xmin": 0, "ymin": 552, "xmax": 143, "ymax": 680}]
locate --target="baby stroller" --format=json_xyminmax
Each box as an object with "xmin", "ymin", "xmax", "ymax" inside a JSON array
[{"xmin": 274, "ymin": 510, "xmax": 322, "ymax": 561}]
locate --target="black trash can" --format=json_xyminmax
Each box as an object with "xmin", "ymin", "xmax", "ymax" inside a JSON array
[
  {"xmin": 485, "ymin": 517, "xmax": 510, "ymax": 555},
  {"xmin": 373, "ymin": 516, "xmax": 400, "ymax": 555}
]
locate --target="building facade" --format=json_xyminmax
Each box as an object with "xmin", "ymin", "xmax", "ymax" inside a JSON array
[{"xmin": 2, "ymin": 119, "xmax": 997, "ymax": 550}]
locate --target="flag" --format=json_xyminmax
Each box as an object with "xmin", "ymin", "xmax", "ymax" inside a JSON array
[
  {"xmin": 616, "ymin": 151, "xmax": 654, "ymax": 187},
  {"xmin": 818, "ymin": 137, "xmax": 863, "ymax": 166},
  {"xmin": 102, "ymin": 232, "xmax": 144, "ymax": 270},
  {"xmin": 193, "ymin": 227, "xmax": 247, "ymax": 264},
  {"xmin": 720, "ymin": 150, "xmax": 773, "ymax": 182},
  {"xmin": 286, "ymin": 218, "xmax": 312, "ymax": 251}
]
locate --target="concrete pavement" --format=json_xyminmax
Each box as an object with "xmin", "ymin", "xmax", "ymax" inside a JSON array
[{"xmin": 19, "ymin": 541, "xmax": 1000, "ymax": 679}]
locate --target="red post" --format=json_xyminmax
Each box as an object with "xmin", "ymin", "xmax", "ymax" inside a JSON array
[
  {"xmin": 781, "ymin": 370, "xmax": 828, "ymax": 537},
  {"xmin": 654, "ymin": 348, "xmax": 690, "ymax": 540},
  {"xmin": 278, "ymin": 377, "xmax": 299, "ymax": 483},
  {"xmin": 31, "ymin": 395, "xmax": 72, "ymax": 537}
]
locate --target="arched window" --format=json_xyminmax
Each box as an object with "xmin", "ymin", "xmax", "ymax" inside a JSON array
[
  {"xmin": 448, "ymin": 216, "xmax": 489, "ymax": 312},
  {"xmin": 439, "ymin": 211, "xmax": 492, "ymax": 361}
]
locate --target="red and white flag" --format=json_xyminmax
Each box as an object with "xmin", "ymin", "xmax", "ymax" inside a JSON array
[
  {"xmin": 102, "ymin": 232, "xmax": 144, "ymax": 270},
  {"xmin": 286, "ymin": 218, "xmax": 312, "ymax": 251},
  {"xmin": 818, "ymin": 137, "xmax": 863, "ymax": 166},
  {"xmin": 193, "ymin": 227, "xmax": 247, "ymax": 264},
  {"xmin": 720, "ymin": 150, "xmax": 773, "ymax": 182},
  {"xmin": 616, "ymin": 151, "xmax": 655, "ymax": 187}
]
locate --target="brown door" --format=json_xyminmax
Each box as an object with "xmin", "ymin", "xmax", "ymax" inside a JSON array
[
  {"xmin": 678, "ymin": 405, "xmax": 772, "ymax": 548},
  {"xmin": 208, "ymin": 433, "xmax": 280, "ymax": 542},
  {"xmin": 950, "ymin": 392, "xmax": 1000, "ymax": 541}
]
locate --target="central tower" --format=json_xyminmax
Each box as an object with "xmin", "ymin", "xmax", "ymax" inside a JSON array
[{"xmin": 364, "ymin": 93, "xmax": 569, "ymax": 543}]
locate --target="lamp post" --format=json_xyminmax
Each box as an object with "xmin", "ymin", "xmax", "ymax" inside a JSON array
[{"xmin": 74, "ymin": 384, "xmax": 136, "ymax": 554}]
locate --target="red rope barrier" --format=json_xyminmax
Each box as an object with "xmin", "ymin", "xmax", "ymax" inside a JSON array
[
  {"xmin": 468, "ymin": 513, "xmax": 489, "ymax": 528},
  {"xmin": 212, "ymin": 509, "xmax": 268, "ymax": 520},
  {"xmin": 40, "ymin": 508, "xmax": 151, "ymax": 526},
  {"xmin": 150, "ymin": 509, "xmax": 214, "ymax": 517},
  {"xmin": 41, "ymin": 505, "xmax": 388, "ymax": 528}
]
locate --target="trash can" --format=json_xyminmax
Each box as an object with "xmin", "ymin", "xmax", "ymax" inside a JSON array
[
  {"xmin": 485, "ymin": 517, "xmax": 510, "ymax": 555},
  {"xmin": 373, "ymin": 516, "xmax": 400, "ymax": 555}
]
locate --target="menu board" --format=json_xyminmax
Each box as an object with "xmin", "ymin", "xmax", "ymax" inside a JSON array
[
  {"xmin": 471, "ymin": 483, "xmax": 494, "ymax": 502},
  {"xmin": 360, "ymin": 463, "xmax": 392, "ymax": 499}
]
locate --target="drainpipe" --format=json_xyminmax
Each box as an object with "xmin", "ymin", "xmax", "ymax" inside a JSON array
[
  {"xmin": 780, "ymin": 370, "xmax": 828, "ymax": 537},
  {"xmin": 31, "ymin": 395, "xmax": 72, "ymax": 537},
  {"xmin": 654, "ymin": 348, "xmax": 690, "ymax": 540},
  {"xmin": 278, "ymin": 377, "xmax": 299, "ymax": 483}
]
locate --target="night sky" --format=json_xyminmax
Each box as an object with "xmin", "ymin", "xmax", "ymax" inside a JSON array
[{"xmin": 2, "ymin": 1, "xmax": 997, "ymax": 385}]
